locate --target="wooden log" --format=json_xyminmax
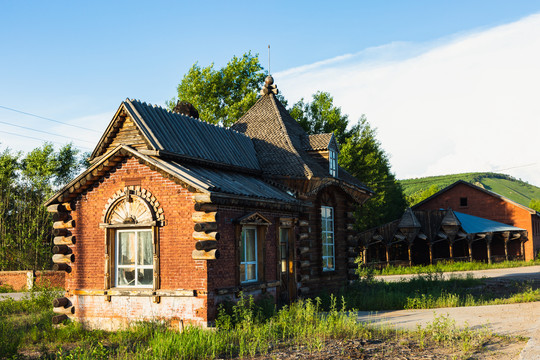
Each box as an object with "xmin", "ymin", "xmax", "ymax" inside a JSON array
[
  {"xmin": 53, "ymin": 306, "xmax": 75, "ymax": 315},
  {"xmin": 192, "ymin": 211, "xmax": 218, "ymax": 223},
  {"xmin": 52, "ymin": 245, "xmax": 72, "ymax": 255},
  {"xmin": 347, "ymin": 212, "xmax": 355, "ymax": 219},
  {"xmin": 192, "ymin": 231, "xmax": 220, "ymax": 241},
  {"xmin": 192, "ymin": 249, "xmax": 220, "ymax": 260},
  {"xmin": 53, "ymin": 220, "xmax": 75, "ymax": 229},
  {"xmin": 193, "ymin": 222, "xmax": 217, "ymax": 232},
  {"xmin": 62, "ymin": 202, "xmax": 76, "ymax": 211},
  {"xmin": 194, "ymin": 193, "xmax": 211, "ymax": 203},
  {"xmin": 53, "ymin": 297, "xmax": 70, "ymax": 308},
  {"xmin": 52, "ymin": 263, "xmax": 72, "ymax": 273},
  {"xmin": 348, "ymin": 269, "xmax": 357, "ymax": 276},
  {"xmin": 298, "ymin": 260, "xmax": 310, "ymax": 268},
  {"xmin": 347, "ymin": 223, "xmax": 355, "ymax": 231},
  {"xmin": 52, "ymin": 212, "xmax": 70, "ymax": 222},
  {"xmin": 296, "ymin": 274, "xmax": 309, "ymax": 282},
  {"xmin": 54, "ymin": 236, "xmax": 76, "ymax": 246},
  {"xmin": 347, "ymin": 262, "xmax": 358, "ymax": 269},
  {"xmin": 296, "ymin": 247, "xmax": 309, "ymax": 255},
  {"xmin": 52, "ymin": 228, "xmax": 69, "ymax": 237},
  {"xmin": 298, "ymin": 233, "xmax": 309, "ymax": 241},
  {"xmin": 348, "ymin": 257, "xmax": 356, "ymax": 264},
  {"xmin": 52, "ymin": 254, "xmax": 75, "ymax": 263},
  {"xmin": 298, "ymin": 220, "xmax": 309, "ymax": 227},
  {"xmin": 298, "ymin": 287, "xmax": 310, "ymax": 295},
  {"xmin": 52, "ymin": 314, "xmax": 69, "ymax": 324},
  {"xmin": 195, "ymin": 240, "xmax": 218, "ymax": 251},
  {"xmin": 47, "ymin": 204, "xmax": 67, "ymax": 213},
  {"xmin": 194, "ymin": 203, "xmax": 218, "ymax": 212}
]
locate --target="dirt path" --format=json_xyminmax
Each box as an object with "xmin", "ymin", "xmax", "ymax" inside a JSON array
[{"xmin": 357, "ymin": 301, "xmax": 540, "ymax": 359}]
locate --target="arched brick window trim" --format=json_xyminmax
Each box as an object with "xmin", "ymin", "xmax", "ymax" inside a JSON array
[
  {"xmin": 101, "ymin": 187, "xmax": 163, "ymax": 301},
  {"xmin": 102, "ymin": 186, "xmax": 164, "ymax": 226}
]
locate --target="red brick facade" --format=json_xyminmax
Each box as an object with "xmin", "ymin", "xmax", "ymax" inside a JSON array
[{"xmin": 415, "ymin": 182, "xmax": 539, "ymax": 260}]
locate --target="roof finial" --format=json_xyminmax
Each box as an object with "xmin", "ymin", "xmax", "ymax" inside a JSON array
[{"xmin": 268, "ymin": 44, "xmax": 271, "ymax": 75}]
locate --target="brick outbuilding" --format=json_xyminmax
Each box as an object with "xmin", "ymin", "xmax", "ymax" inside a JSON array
[
  {"xmin": 413, "ymin": 180, "xmax": 540, "ymax": 260},
  {"xmin": 45, "ymin": 77, "xmax": 372, "ymax": 329}
]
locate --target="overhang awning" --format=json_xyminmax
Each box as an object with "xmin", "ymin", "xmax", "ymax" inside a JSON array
[{"xmin": 454, "ymin": 211, "xmax": 525, "ymax": 234}]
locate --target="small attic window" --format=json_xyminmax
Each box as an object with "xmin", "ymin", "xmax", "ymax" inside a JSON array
[
  {"xmin": 460, "ymin": 197, "xmax": 468, "ymax": 207},
  {"xmin": 329, "ymin": 149, "xmax": 338, "ymax": 177}
]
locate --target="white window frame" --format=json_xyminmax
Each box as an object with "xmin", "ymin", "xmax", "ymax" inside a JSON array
[
  {"xmin": 321, "ymin": 206, "xmax": 335, "ymax": 271},
  {"xmin": 329, "ymin": 149, "xmax": 338, "ymax": 177},
  {"xmin": 240, "ymin": 226, "xmax": 258, "ymax": 283},
  {"xmin": 115, "ymin": 228, "xmax": 153, "ymax": 288}
]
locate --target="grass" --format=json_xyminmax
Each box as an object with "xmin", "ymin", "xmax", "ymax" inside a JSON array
[
  {"xmin": 1, "ymin": 289, "xmax": 509, "ymax": 359},
  {"xmin": 323, "ymin": 270, "xmax": 540, "ymax": 311},
  {"xmin": 370, "ymin": 259, "xmax": 540, "ymax": 276}
]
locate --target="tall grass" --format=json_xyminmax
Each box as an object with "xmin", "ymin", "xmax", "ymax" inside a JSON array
[{"xmin": 373, "ymin": 259, "xmax": 540, "ymax": 276}]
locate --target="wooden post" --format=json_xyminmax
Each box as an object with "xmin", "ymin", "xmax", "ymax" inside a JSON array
[
  {"xmin": 428, "ymin": 244, "xmax": 433, "ymax": 265},
  {"xmin": 468, "ymin": 241, "xmax": 473, "ymax": 262},
  {"xmin": 385, "ymin": 245, "xmax": 390, "ymax": 266},
  {"xmin": 363, "ymin": 247, "xmax": 368, "ymax": 265},
  {"xmin": 408, "ymin": 245, "xmax": 412, "ymax": 267},
  {"xmin": 521, "ymin": 240, "xmax": 526, "ymax": 260},
  {"xmin": 449, "ymin": 242, "xmax": 454, "ymax": 259},
  {"xmin": 504, "ymin": 240, "xmax": 509, "ymax": 261},
  {"xmin": 486, "ymin": 233, "xmax": 493, "ymax": 264}
]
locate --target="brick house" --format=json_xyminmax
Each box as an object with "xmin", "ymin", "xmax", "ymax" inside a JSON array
[
  {"xmin": 45, "ymin": 77, "xmax": 372, "ymax": 329},
  {"xmin": 413, "ymin": 180, "xmax": 540, "ymax": 260}
]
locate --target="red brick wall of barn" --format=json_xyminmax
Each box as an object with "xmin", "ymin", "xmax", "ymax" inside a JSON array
[
  {"xmin": 415, "ymin": 182, "xmax": 537, "ymax": 260},
  {"xmin": 67, "ymin": 157, "xmax": 209, "ymax": 326}
]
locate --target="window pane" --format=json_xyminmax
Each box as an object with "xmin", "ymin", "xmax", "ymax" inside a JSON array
[
  {"xmin": 137, "ymin": 268, "xmax": 153, "ymax": 286},
  {"xmin": 280, "ymin": 228, "xmax": 289, "ymax": 243},
  {"xmin": 118, "ymin": 232, "xmax": 135, "ymax": 266},
  {"xmin": 281, "ymin": 260, "xmax": 287, "ymax": 273},
  {"xmin": 138, "ymin": 231, "xmax": 153, "ymax": 265},
  {"xmin": 246, "ymin": 264, "xmax": 257, "ymax": 281},
  {"xmin": 245, "ymin": 229, "xmax": 256, "ymax": 262},
  {"xmin": 118, "ymin": 267, "xmax": 135, "ymax": 286},
  {"xmin": 327, "ymin": 257, "xmax": 334, "ymax": 270}
]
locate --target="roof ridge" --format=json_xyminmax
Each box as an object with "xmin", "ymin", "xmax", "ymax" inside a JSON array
[{"xmin": 269, "ymin": 95, "xmax": 313, "ymax": 178}]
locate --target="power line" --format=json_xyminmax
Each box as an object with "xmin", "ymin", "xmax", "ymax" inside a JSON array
[
  {"xmin": 0, "ymin": 105, "xmax": 101, "ymax": 133},
  {"xmin": 0, "ymin": 119, "xmax": 95, "ymax": 144},
  {"xmin": 0, "ymin": 129, "xmax": 93, "ymax": 151}
]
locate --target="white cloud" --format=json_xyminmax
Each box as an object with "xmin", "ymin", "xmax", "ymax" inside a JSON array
[{"xmin": 275, "ymin": 13, "xmax": 540, "ymax": 187}]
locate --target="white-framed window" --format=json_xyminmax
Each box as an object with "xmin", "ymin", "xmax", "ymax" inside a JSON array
[
  {"xmin": 329, "ymin": 149, "xmax": 338, "ymax": 177},
  {"xmin": 321, "ymin": 206, "xmax": 335, "ymax": 271},
  {"xmin": 240, "ymin": 226, "xmax": 258, "ymax": 283},
  {"xmin": 115, "ymin": 229, "xmax": 153, "ymax": 288}
]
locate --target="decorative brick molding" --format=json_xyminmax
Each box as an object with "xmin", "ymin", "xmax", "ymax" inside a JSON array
[{"xmin": 102, "ymin": 186, "xmax": 165, "ymax": 226}]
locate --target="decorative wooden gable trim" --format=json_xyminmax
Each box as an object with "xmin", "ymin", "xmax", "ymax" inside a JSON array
[
  {"xmin": 236, "ymin": 212, "xmax": 272, "ymax": 226},
  {"xmin": 90, "ymin": 102, "xmax": 153, "ymax": 163},
  {"xmin": 101, "ymin": 187, "xmax": 165, "ymax": 227}
]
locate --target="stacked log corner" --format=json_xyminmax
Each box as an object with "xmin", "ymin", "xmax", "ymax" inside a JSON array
[
  {"xmin": 346, "ymin": 211, "xmax": 358, "ymax": 281},
  {"xmin": 296, "ymin": 218, "xmax": 310, "ymax": 296},
  {"xmin": 192, "ymin": 194, "xmax": 220, "ymax": 260},
  {"xmin": 52, "ymin": 297, "xmax": 74, "ymax": 324},
  {"xmin": 47, "ymin": 202, "xmax": 75, "ymax": 274}
]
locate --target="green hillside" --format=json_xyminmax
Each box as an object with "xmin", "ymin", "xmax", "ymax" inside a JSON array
[{"xmin": 399, "ymin": 172, "xmax": 540, "ymax": 209}]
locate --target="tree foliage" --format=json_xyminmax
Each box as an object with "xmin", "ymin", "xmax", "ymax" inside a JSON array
[
  {"xmin": 290, "ymin": 93, "xmax": 407, "ymax": 230},
  {"xmin": 167, "ymin": 52, "xmax": 266, "ymax": 127},
  {"xmin": 405, "ymin": 184, "xmax": 441, "ymax": 206},
  {"xmin": 529, "ymin": 199, "xmax": 540, "ymax": 212},
  {"xmin": 0, "ymin": 143, "xmax": 84, "ymax": 270}
]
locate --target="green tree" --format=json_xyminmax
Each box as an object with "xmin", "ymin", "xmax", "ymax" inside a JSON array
[
  {"xmin": 290, "ymin": 94, "xmax": 407, "ymax": 230},
  {"xmin": 406, "ymin": 184, "xmax": 441, "ymax": 206},
  {"xmin": 167, "ymin": 52, "xmax": 266, "ymax": 127},
  {"xmin": 339, "ymin": 117, "xmax": 407, "ymax": 229},
  {"xmin": 290, "ymin": 92, "xmax": 350, "ymax": 144},
  {"xmin": 529, "ymin": 199, "xmax": 540, "ymax": 212},
  {"xmin": 0, "ymin": 143, "xmax": 83, "ymax": 270}
]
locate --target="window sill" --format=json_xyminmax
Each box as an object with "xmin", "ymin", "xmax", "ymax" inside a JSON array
[
  {"xmin": 216, "ymin": 280, "xmax": 281, "ymax": 295},
  {"xmin": 72, "ymin": 289, "xmax": 197, "ymax": 297}
]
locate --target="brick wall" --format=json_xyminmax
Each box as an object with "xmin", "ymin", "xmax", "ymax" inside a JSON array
[
  {"xmin": 67, "ymin": 157, "xmax": 208, "ymax": 327},
  {"xmin": 415, "ymin": 182, "xmax": 537, "ymax": 260},
  {"xmin": 0, "ymin": 271, "xmax": 65, "ymax": 291}
]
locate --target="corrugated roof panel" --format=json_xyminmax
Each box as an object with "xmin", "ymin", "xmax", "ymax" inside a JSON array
[
  {"xmin": 128, "ymin": 100, "xmax": 260, "ymax": 171},
  {"xmin": 455, "ymin": 211, "xmax": 525, "ymax": 234}
]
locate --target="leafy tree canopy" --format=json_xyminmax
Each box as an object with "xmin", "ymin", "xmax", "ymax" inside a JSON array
[
  {"xmin": 167, "ymin": 52, "xmax": 266, "ymax": 127},
  {"xmin": 289, "ymin": 94, "xmax": 407, "ymax": 230},
  {"xmin": 529, "ymin": 198, "xmax": 540, "ymax": 212}
]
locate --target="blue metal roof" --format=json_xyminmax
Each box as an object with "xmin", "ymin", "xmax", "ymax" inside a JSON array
[{"xmin": 454, "ymin": 211, "xmax": 525, "ymax": 233}]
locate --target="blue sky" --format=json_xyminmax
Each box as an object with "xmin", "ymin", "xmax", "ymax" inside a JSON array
[{"xmin": 1, "ymin": 1, "xmax": 540, "ymax": 185}]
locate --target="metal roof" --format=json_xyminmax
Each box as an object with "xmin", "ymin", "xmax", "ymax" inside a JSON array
[
  {"xmin": 124, "ymin": 99, "xmax": 260, "ymax": 171},
  {"xmin": 454, "ymin": 211, "xmax": 525, "ymax": 234}
]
